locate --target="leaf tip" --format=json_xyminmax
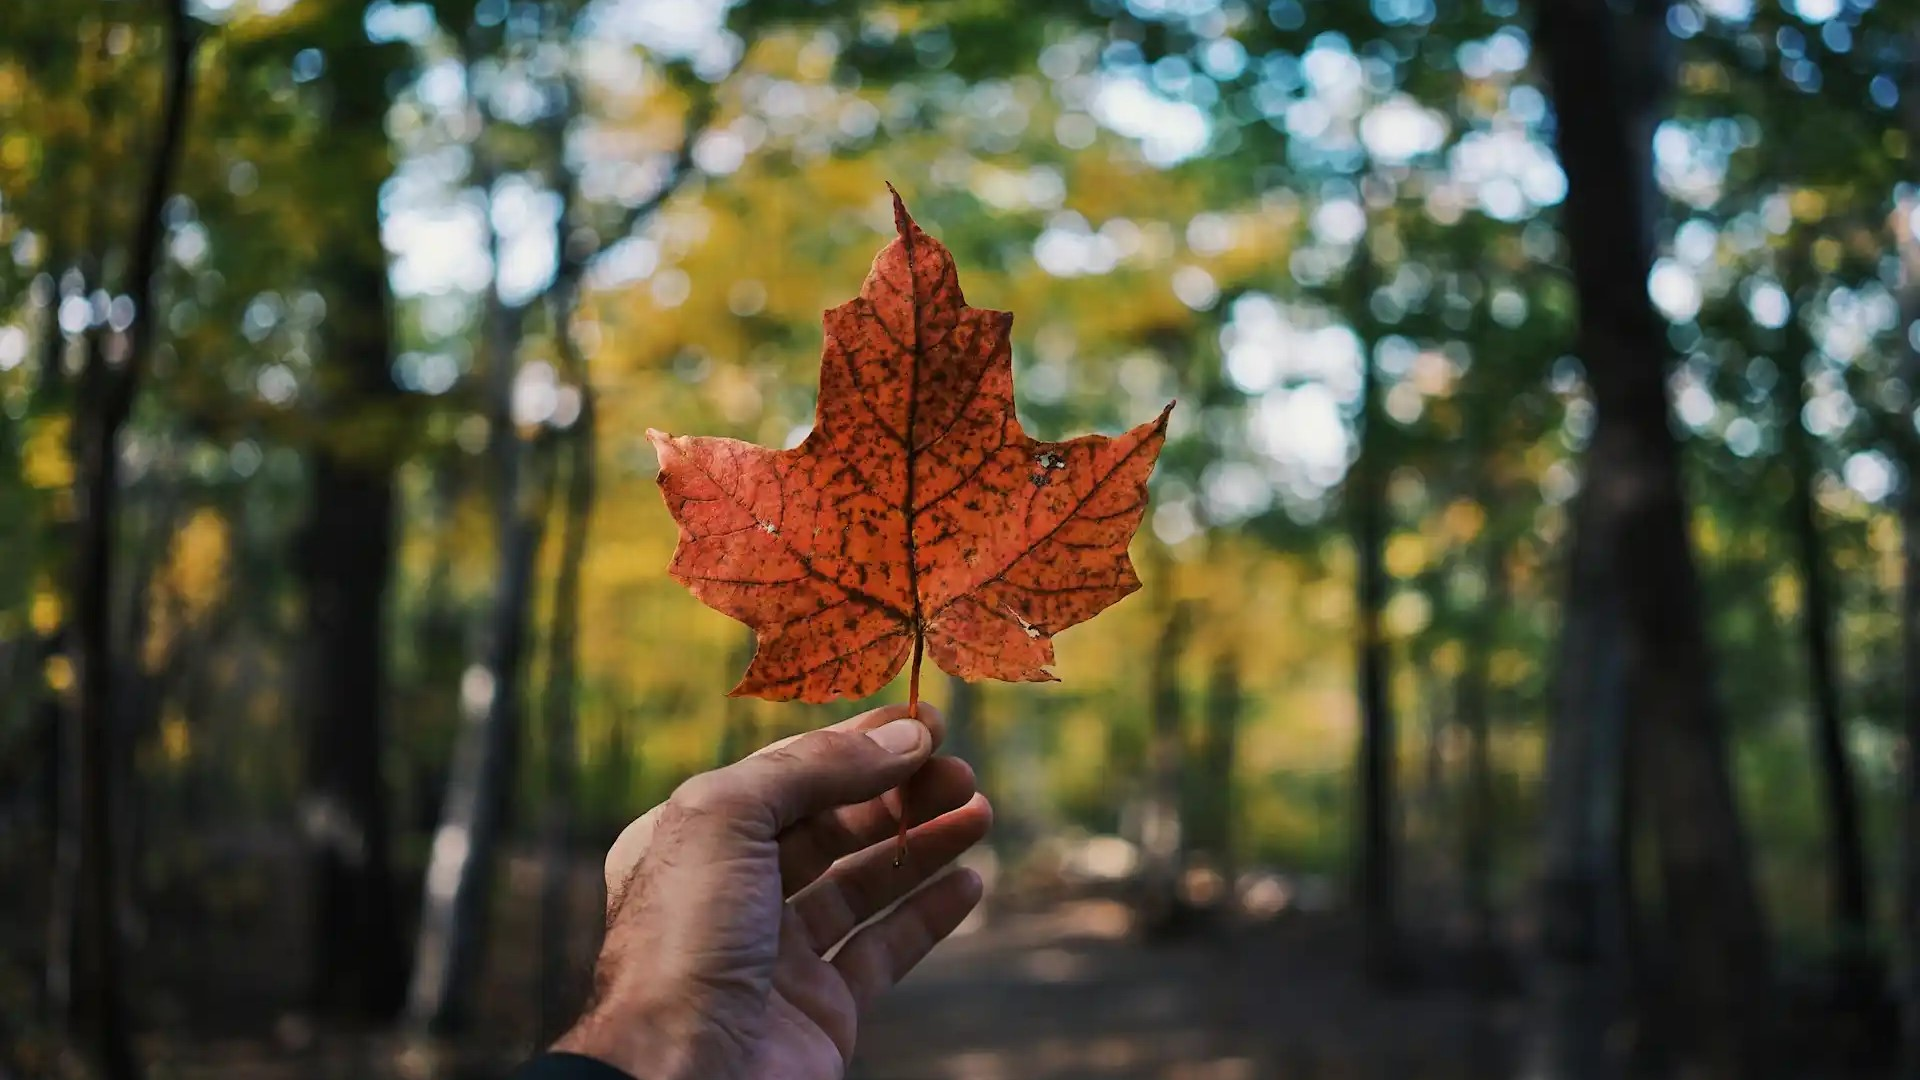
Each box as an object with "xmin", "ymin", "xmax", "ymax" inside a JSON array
[{"xmin": 885, "ymin": 181, "xmax": 912, "ymax": 236}]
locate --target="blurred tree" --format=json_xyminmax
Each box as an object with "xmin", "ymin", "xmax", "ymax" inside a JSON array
[
  {"xmin": 406, "ymin": 2, "xmax": 709, "ymax": 1030},
  {"xmin": 1901, "ymin": 144, "xmax": 1920, "ymax": 1079},
  {"xmin": 294, "ymin": 1, "xmax": 410, "ymax": 1022},
  {"xmin": 1346, "ymin": 241, "xmax": 1402, "ymax": 981},
  {"xmin": 1137, "ymin": 558, "xmax": 1191, "ymax": 935},
  {"xmin": 1457, "ymin": 375, "xmax": 1505, "ymax": 992},
  {"xmin": 47, "ymin": 3, "xmax": 199, "ymax": 1077},
  {"xmin": 535, "ymin": 93, "xmax": 599, "ymax": 1041},
  {"xmin": 1779, "ymin": 233, "xmax": 1871, "ymax": 965},
  {"xmin": 1536, "ymin": 1, "xmax": 1774, "ymax": 1076}
]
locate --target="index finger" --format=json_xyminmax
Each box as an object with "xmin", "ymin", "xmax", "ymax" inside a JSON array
[
  {"xmin": 603, "ymin": 701, "xmax": 947, "ymax": 898},
  {"xmin": 752, "ymin": 701, "xmax": 948, "ymax": 760}
]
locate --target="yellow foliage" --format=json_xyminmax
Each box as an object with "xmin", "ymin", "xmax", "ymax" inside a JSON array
[
  {"xmin": 30, "ymin": 589, "xmax": 61, "ymax": 635},
  {"xmin": 1441, "ymin": 499, "xmax": 1485, "ymax": 544},
  {"xmin": 146, "ymin": 509, "xmax": 232, "ymax": 670},
  {"xmin": 160, "ymin": 713, "xmax": 191, "ymax": 764},
  {"xmin": 1812, "ymin": 237, "xmax": 1842, "ymax": 274},
  {"xmin": 1679, "ymin": 61, "xmax": 1730, "ymax": 94},
  {"xmin": 22, "ymin": 416, "xmax": 73, "ymax": 490},
  {"xmin": 1693, "ymin": 515, "xmax": 1723, "ymax": 558},
  {"xmin": 1384, "ymin": 590, "xmax": 1431, "ymax": 639},
  {"xmin": 1490, "ymin": 648, "xmax": 1532, "ymax": 689},
  {"xmin": 1384, "ymin": 533, "xmax": 1428, "ymax": 579},
  {"xmin": 1770, "ymin": 572, "xmax": 1802, "ymax": 621},
  {"xmin": 44, "ymin": 654, "xmax": 72, "ymax": 693},
  {"xmin": 170, "ymin": 509, "xmax": 231, "ymax": 609},
  {"xmin": 1, "ymin": 134, "xmax": 31, "ymax": 171},
  {"xmin": 1789, "ymin": 188, "xmax": 1827, "ymax": 223}
]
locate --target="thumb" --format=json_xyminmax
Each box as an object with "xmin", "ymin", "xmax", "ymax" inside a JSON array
[{"xmin": 686, "ymin": 717, "xmax": 932, "ymax": 840}]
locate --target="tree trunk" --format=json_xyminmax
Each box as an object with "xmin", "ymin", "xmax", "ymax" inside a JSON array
[
  {"xmin": 1420, "ymin": 652, "xmax": 1447, "ymax": 827},
  {"xmin": 407, "ymin": 438, "xmax": 548, "ymax": 1034},
  {"xmin": 1535, "ymin": 477, "xmax": 1632, "ymax": 1080},
  {"xmin": 41, "ymin": 282, "xmax": 77, "ymax": 1031},
  {"xmin": 407, "ymin": 206, "xmax": 550, "ymax": 1031},
  {"xmin": 1138, "ymin": 557, "xmax": 1190, "ymax": 935},
  {"xmin": 1536, "ymin": 0, "xmax": 1775, "ymax": 1074},
  {"xmin": 70, "ymin": 342, "xmax": 140, "ymax": 1080},
  {"xmin": 63, "ymin": 7, "xmax": 195, "ymax": 1075},
  {"xmin": 1458, "ymin": 495, "xmax": 1504, "ymax": 991},
  {"xmin": 297, "ymin": 21, "xmax": 405, "ymax": 1022},
  {"xmin": 538, "ymin": 304, "xmax": 596, "ymax": 1043},
  {"xmin": 1895, "ymin": 177, "xmax": 1920, "ymax": 1080},
  {"xmin": 410, "ymin": 454, "xmax": 470, "ymax": 835},
  {"xmin": 1776, "ymin": 279, "xmax": 1872, "ymax": 966},
  {"xmin": 1199, "ymin": 646, "xmax": 1241, "ymax": 880},
  {"xmin": 1351, "ymin": 246, "xmax": 1401, "ymax": 982}
]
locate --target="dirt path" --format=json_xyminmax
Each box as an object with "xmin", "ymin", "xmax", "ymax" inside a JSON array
[{"xmin": 854, "ymin": 899, "xmax": 1524, "ymax": 1080}]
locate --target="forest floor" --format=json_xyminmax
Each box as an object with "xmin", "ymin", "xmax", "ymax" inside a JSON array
[
  {"xmin": 37, "ymin": 842, "xmax": 1532, "ymax": 1080},
  {"xmin": 1, "ymin": 836, "xmax": 1895, "ymax": 1080},
  {"xmin": 848, "ymin": 893, "xmax": 1525, "ymax": 1080},
  {"xmin": 0, "ymin": 833, "xmax": 1885, "ymax": 1080}
]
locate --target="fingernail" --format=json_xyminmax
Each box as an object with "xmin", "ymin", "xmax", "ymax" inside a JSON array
[{"xmin": 868, "ymin": 718, "xmax": 926, "ymax": 755}]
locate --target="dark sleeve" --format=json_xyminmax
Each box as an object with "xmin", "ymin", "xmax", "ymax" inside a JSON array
[{"xmin": 509, "ymin": 1052, "xmax": 635, "ymax": 1080}]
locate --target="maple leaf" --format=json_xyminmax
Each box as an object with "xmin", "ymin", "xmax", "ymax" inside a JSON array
[{"xmin": 650, "ymin": 186, "xmax": 1172, "ymax": 704}]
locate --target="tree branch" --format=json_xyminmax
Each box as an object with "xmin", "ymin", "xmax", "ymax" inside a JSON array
[
  {"xmin": 104, "ymin": 0, "xmax": 197, "ymax": 427},
  {"xmin": 563, "ymin": 85, "xmax": 715, "ymax": 290}
]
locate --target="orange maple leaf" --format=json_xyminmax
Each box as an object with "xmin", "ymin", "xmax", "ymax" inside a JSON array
[{"xmin": 650, "ymin": 186, "xmax": 1172, "ymax": 704}]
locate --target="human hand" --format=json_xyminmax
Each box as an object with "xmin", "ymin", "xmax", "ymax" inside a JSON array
[{"xmin": 551, "ymin": 702, "xmax": 991, "ymax": 1080}]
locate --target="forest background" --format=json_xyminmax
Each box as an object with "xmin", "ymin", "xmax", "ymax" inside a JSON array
[{"xmin": 3, "ymin": 0, "xmax": 1920, "ymax": 1078}]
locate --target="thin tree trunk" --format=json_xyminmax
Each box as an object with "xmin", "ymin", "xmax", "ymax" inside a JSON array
[
  {"xmin": 538, "ymin": 298, "xmax": 596, "ymax": 1043},
  {"xmin": 1351, "ymin": 245, "xmax": 1401, "ymax": 982},
  {"xmin": 1536, "ymin": 1, "xmax": 1775, "ymax": 1074},
  {"xmin": 407, "ymin": 164, "xmax": 550, "ymax": 1029},
  {"xmin": 1140, "ymin": 583, "xmax": 1191, "ymax": 935},
  {"xmin": 112, "ymin": 448, "xmax": 182, "ymax": 955},
  {"xmin": 1459, "ymin": 495, "xmax": 1504, "ymax": 991},
  {"xmin": 1776, "ymin": 273, "xmax": 1872, "ymax": 963},
  {"xmin": 1894, "ymin": 175, "xmax": 1920, "ymax": 1079},
  {"xmin": 298, "ymin": 20, "xmax": 405, "ymax": 1021},
  {"xmin": 1535, "ymin": 479, "xmax": 1632, "ymax": 1080},
  {"xmin": 41, "ymin": 625, "xmax": 73, "ymax": 1024},
  {"xmin": 408, "ymin": 399, "xmax": 549, "ymax": 1031},
  {"xmin": 412, "ymin": 56, "xmax": 705, "ymax": 1034},
  {"xmin": 1420, "ymin": 652, "xmax": 1447, "ymax": 824},
  {"xmin": 411, "ymin": 454, "xmax": 469, "ymax": 834},
  {"xmin": 1200, "ymin": 646, "xmax": 1241, "ymax": 880},
  {"xmin": 30, "ymin": 302, "xmax": 72, "ymax": 959},
  {"xmin": 40, "ymin": 261, "xmax": 77, "ymax": 1027},
  {"xmin": 65, "ymin": 5, "xmax": 195, "ymax": 1074}
]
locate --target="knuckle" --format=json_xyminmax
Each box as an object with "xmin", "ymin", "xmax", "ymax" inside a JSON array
[
  {"xmin": 758, "ymin": 744, "xmax": 812, "ymax": 773},
  {"xmin": 799, "ymin": 728, "xmax": 868, "ymax": 761},
  {"xmin": 668, "ymin": 772, "xmax": 737, "ymax": 818}
]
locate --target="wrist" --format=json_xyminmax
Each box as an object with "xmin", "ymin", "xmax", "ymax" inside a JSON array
[{"xmin": 551, "ymin": 997, "xmax": 709, "ymax": 1080}]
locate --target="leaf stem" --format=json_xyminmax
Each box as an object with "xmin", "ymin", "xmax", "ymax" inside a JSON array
[{"xmin": 895, "ymin": 628, "xmax": 924, "ymax": 867}]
